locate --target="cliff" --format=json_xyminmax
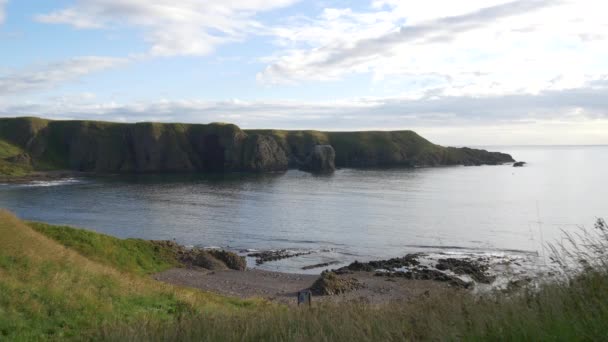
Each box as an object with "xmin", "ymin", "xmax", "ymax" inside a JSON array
[{"xmin": 0, "ymin": 117, "xmax": 513, "ymax": 176}]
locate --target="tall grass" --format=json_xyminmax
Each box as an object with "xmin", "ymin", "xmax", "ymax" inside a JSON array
[{"xmin": 100, "ymin": 219, "xmax": 608, "ymax": 341}]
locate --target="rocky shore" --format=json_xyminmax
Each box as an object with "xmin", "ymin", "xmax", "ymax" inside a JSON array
[{"xmin": 152, "ymin": 243, "xmax": 540, "ymax": 305}]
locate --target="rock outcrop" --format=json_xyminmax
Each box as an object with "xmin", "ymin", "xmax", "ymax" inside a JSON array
[
  {"xmin": 248, "ymin": 129, "xmax": 515, "ymax": 169},
  {"xmin": 241, "ymin": 134, "xmax": 289, "ymax": 172},
  {"xmin": 300, "ymin": 145, "xmax": 336, "ymax": 173},
  {"xmin": 0, "ymin": 117, "xmax": 515, "ymax": 176}
]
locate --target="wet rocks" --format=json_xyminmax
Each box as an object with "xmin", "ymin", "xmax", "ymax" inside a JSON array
[
  {"xmin": 311, "ymin": 271, "xmax": 364, "ymax": 295},
  {"xmin": 332, "ymin": 254, "xmax": 498, "ymax": 289},
  {"xmin": 374, "ymin": 269, "xmax": 471, "ymax": 288},
  {"xmin": 301, "ymin": 261, "xmax": 341, "ymax": 271},
  {"xmin": 300, "ymin": 145, "xmax": 336, "ymax": 173},
  {"xmin": 338, "ymin": 254, "xmax": 422, "ymax": 273},
  {"xmin": 435, "ymin": 258, "xmax": 494, "ymax": 284},
  {"xmin": 248, "ymin": 250, "xmax": 313, "ymax": 265}
]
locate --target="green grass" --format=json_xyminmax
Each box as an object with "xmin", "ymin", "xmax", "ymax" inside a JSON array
[
  {"xmin": 0, "ymin": 139, "xmax": 23, "ymax": 159},
  {"xmin": 29, "ymin": 222, "xmax": 180, "ymax": 275},
  {"xmin": 0, "ymin": 160, "xmax": 32, "ymax": 177},
  {"xmin": 0, "ymin": 139, "xmax": 32, "ymax": 177},
  {"xmin": 98, "ymin": 269, "xmax": 608, "ymax": 341},
  {"xmin": 3, "ymin": 210, "xmax": 607, "ymax": 341},
  {"xmin": 0, "ymin": 211, "xmax": 262, "ymax": 341}
]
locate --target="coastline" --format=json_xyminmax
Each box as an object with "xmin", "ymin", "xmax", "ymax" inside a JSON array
[
  {"xmin": 153, "ymin": 267, "xmax": 459, "ymax": 305},
  {"xmin": 153, "ymin": 245, "xmax": 543, "ymax": 305},
  {"xmin": 0, "ymin": 170, "xmax": 90, "ymax": 184}
]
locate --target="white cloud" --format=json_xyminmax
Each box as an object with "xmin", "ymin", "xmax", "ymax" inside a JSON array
[
  {"xmin": 0, "ymin": 0, "xmax": 7, "ymax": 24},
  {"xmin": 2, "ymin": 79, "xmax": 607, "ymax": 145},
  {"xmin": 259, "ymin": 0, "xmax": 608, "ymax": 98},
  {"xmin": 0, "ymin": 57, "xmax": 129, "ymax": 95},
  {"xmin": 36, "ymin": 0, "xmax": 299, "ymax": 56}
]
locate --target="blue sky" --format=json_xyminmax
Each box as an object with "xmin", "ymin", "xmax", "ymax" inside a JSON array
[{"xmin": 1, "ymin": 0, "xmax": 607, "ymax": 145}]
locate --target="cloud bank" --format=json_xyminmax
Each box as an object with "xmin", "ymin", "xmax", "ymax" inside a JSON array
[
  {"xmin": 36, "ymin": 0, "xmax": 299, "ymax": 56},
  {"xmin": 2, "ymin": 79, "xmax": 607, "ymax": 144},
  {"xmin": 260, "ymin": 0, "xmax": 608, "ymax": 98},
  {"xmin": 0, "ymin": 57, "xmax": 129, "ymax": 95}
]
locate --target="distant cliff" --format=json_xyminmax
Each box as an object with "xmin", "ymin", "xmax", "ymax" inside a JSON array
[{"xmin": 0, "ymin": 117, "xmax": 513, "ymax": 176}]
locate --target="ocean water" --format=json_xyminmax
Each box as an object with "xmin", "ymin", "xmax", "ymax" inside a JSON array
[{"xmin": 1, "ymin": 146, "xmax": 606, "ymax": 273}]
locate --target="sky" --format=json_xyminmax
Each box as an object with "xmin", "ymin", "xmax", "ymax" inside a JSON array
[{"xmin": 0, "ymin": 0, "xmax": 607, "ymax": 145}]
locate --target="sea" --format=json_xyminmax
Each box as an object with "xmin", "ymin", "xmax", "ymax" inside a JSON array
[{"xmin": 1, "ymin": 146, "xmax": 606, "ymax": 274}]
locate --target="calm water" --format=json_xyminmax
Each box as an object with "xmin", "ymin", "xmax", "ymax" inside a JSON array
[{"xmin": 1, "ymin": 146, "xmax": 606, "ymax": 273}]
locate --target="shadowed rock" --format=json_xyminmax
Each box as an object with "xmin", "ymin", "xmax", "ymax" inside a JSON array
[
  {"xmin": 300, "ymin": 145, "xmax": 336, "ymax": 173},
  {"xmin": 241, "ymin": 134, "xmax": 289, "ymax": 172}
]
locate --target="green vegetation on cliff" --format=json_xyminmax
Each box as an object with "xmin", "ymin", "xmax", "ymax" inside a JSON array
[
  {"xmin": 1, "ymin": 210, "xmax": 608, "ymax": 340},
  {"xmin": 0, "ymin": 117, "xmax": 513, "ymax": 178}
]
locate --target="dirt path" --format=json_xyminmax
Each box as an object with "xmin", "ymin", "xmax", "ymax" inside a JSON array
[{"xmin": 154, "ymin": 267, "xmax": 454, "ymax": 305}]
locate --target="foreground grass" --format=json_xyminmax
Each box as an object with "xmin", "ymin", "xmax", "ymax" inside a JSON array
[
  {"xmin": 98, "ymin": 270, "xmax": 608, "ymax": 341},
  {"xmin": 0, "ymin": 211, "xmax": 260, "ymax": 340},
  {"xmin": 2, "ymin": 210, "xmax": 608, "ymax": 341}
]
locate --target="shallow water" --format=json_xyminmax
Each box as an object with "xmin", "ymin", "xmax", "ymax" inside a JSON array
[{"xmin": 1, "ymin": 146, "xmax": 606, "ymax": 273}]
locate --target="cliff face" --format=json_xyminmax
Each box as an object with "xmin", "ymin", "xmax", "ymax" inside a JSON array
[
  {"xmin": 0, "ymin": 117, "xmax": 514, "ymax": 176},
  {"xmin": 248, "ymin": 129, "xmax": 514, "ymax": 168}
]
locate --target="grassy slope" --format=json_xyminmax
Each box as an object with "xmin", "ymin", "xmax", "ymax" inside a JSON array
[
  {"xmin": 3, "ymin": 211, "xmax": 608, "ymax": 341},
  {"xmin": 0, "ymin": 211, "xmax": 259, "ymax": 340},
  {"xmin": 28, "ymin": 222, "xmax": 180, "ymax": 275},
  {"xmin": 0, "ymin": 139, "xmax": 32, "ymax": 177}
]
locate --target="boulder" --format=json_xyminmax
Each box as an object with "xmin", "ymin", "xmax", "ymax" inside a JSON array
[
  {"xmin": 513, "ymin": 161, "xmax": 526, "ymax": 167},
  {"xmin": 193, "ymin": 251, "xmax": 228, "ymax": 270},
  {"xmin": 300, "ymin": 145, "xmax": 336, "ymax": 173},
  {"xmin": 310, "ymin": 271, "xmax": 363, "ymax": 295},
  {"xmin": 208, "ymin": 250, "xmax": 247, "ymax": 271}
]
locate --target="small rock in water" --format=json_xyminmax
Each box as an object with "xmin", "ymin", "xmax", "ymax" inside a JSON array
[
  {"xmin": 248, "ymin": 249, "xmax": 313, "ymax": 265},
  {"xmin": 301, "ymin": 261, "xmax": 341, "ymax": 270},
  {"xmin": 435, "ymin": 258, "xmax": 495, "ymax": 284},
  {"xmin": 513, "ymin": 161, "xmax": 526, "ymax": 167}
]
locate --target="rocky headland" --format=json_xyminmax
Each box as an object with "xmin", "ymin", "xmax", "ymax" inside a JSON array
[{"xmin": 0, "ymin": 117, "xmax": 514, "ymax": 179}]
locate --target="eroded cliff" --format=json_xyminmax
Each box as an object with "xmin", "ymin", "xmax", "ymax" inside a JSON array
[{"xmin": 0, "ymin": 117, "xmax": 514, "ymax": 176}]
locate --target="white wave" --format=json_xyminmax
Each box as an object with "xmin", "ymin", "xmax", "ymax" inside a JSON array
[{"xmin": 2, "ymin": 178, "xmax": 85, "ymax": 188}]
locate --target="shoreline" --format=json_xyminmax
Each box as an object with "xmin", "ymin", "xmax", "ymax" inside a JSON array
[
  {"xmin": 153, "ymin": 267, "xmax": 460, "ymax": 306},
  {"xmin": 0, "ymin": 170, "xmax": 91, "ymax": 184},
  {"xmin": 154, "ymin": 247, "xmax": 544, "ymax": 305}
]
